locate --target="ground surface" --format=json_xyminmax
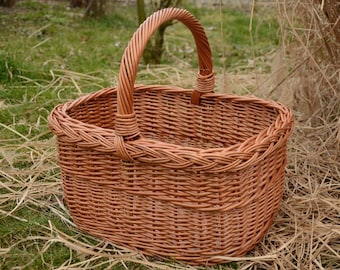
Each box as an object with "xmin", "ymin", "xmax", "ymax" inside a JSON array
[{"xmin": 0, "ymin": 1, "xmax": 339, "ymax": 269}]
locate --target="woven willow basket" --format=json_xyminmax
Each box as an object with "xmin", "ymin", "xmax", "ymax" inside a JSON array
[{"xmin": 48, "ymin": 8, "xmax": 294, "ymax": 265}]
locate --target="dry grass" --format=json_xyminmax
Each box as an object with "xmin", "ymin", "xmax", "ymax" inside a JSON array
[
  {"xmin": 1, "ymin": 1, "xmax": 339, "ymax": 269},
  {"xmin": 248, "ymin": 0, "xmax": 340, "ymax": 268}
]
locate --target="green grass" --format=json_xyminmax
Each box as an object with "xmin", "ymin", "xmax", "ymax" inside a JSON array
[
  {"xmin": 0, "ymin": 207, "xmax": 76, "ymax": 269},
  {"xmin": 168, "ymin": 5, "xmax": 279, "ymax": 69},
  {"xmin": 0, "ymin": 1, "xmax": 279, "ymax": 269}
]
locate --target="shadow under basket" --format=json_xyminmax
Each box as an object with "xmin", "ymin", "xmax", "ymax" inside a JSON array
[{"xmin": 48, "ymin": 8, "xmax": 294, "ymax": 265}]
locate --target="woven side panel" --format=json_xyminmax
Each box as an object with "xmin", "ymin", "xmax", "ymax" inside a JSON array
[
  {"xmin": 62, "ymin": 170, "xmax": 283, "ymax": 264},
  {"xmin": 58, "ymin": 139, "xmax": 287, "ymax": 211}
]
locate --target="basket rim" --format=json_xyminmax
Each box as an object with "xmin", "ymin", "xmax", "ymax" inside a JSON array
[{"xmin": 49, "ymin": 85, "xmax": 294, "ymax": 172}]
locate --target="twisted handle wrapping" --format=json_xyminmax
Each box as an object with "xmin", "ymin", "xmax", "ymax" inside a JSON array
[{"xmin": 115, "ymin": 8, "xmax": 214, "ymax": 160}]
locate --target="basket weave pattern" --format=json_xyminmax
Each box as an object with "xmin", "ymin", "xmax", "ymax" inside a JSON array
[{"xmin": 49, "ymin": 8, "xmax": 294, "ymax": 265}]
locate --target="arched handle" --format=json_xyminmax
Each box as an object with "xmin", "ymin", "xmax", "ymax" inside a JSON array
[{"xmin": 115, "ymin": 8, "xmax": 214, "ymax": 161}]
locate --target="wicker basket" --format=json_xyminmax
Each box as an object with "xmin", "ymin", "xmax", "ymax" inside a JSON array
[{"xmin": 48, "ymin": 8, "xmax": 294, "ymax": 265}]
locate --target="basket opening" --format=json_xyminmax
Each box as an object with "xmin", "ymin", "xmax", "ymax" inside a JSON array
[{"xmin": 66, "ymin": 87, "xmax": 279, "ymax": 150}]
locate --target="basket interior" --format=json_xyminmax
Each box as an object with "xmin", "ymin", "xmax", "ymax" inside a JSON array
[{"xmin": 67, "ymin": 87, "xmax": 279, "ymax": 150}]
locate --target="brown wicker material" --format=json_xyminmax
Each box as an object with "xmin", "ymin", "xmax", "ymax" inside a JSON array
[{"xmin": 48, "ymin": 8, "xmax": 294, "ymax": 265}]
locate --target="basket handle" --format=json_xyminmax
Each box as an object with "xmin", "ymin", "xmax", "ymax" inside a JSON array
[{"xmin": 115, "ymin": 8, "xmax": 214, "ymax": 161}]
